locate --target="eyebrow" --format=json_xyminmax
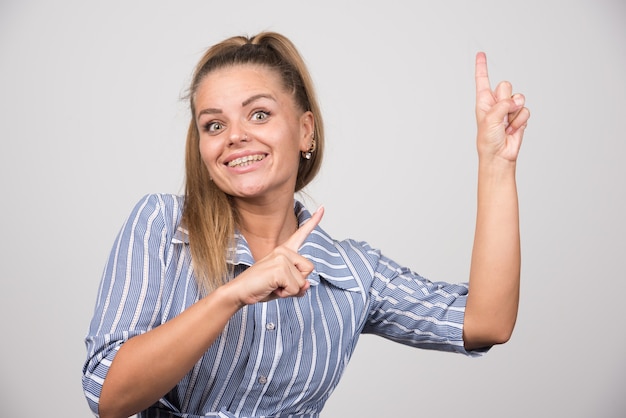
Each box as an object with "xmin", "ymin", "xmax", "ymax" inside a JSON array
[
  {"xmin": 197, "ymin": 108, "xmax": 222, "ymax": 118},
  {"xmin": 242, "ymin": 93, "xmax": 275, "ymax": 107},
  {"xmin": 197, "ymin": 94, "xmax": 276, "ymax": 119}
]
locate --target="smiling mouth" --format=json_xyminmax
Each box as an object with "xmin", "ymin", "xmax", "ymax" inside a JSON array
[{"xmin": 227, "ymin": 154, "xmax": 266, "ymax": 168}]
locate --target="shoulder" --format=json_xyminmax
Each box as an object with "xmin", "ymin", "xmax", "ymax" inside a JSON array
[
  {"xmin": 334, "ymin": 238, "xmax": 382, "ymax": 266},
  {"xmin": 131, "ymin": 193, "xmax": 183, "ymax": 218},
  {"xmin": 304, "ymin": 223, "xmax": 381, "ymax": 268},
  {"xmin": 295, "ymin": 200, "xmax": 382, "ymax": 280},
  {"xmin": 122, "ymin": 193, "xmax": 184, "ymax": 237},
  {"xmin": 326, "ymin": 235, "xmax": 384, "ymax": 283}
]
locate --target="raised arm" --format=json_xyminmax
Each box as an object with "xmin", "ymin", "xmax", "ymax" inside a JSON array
[{"xmin": 463, "ymin": 52, "xmax": 530, "ymax": 350}]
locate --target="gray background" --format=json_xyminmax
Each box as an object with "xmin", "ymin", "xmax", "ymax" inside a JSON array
[{"xmin": 1, "ymin": 0, "xmax": 625, "ymax": 417}]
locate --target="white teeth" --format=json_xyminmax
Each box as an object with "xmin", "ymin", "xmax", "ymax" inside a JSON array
[{"xmin": 227, "ymin": 154, "xmax": 265, "ymax": 167}]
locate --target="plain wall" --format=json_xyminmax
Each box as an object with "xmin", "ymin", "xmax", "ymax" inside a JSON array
[{"xmin": 1, "ymin": 1, "xmax": 625, "ymax": 416}]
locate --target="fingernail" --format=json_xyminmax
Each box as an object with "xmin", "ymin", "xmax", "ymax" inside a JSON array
[{"xmin": 513, "ymin": 95, "xmax": 524, "ymax": 106}]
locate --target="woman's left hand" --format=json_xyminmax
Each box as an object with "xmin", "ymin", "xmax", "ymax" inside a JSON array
[
  {"xmin": 463, "ymin": 52, "xmax": 530, "ymax": 350},
  {"xmin": 475, "ymin": 52, "xmax": 530, "ymax": 163}
]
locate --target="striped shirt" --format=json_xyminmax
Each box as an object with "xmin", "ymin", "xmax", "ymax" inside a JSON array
[{"xmin": 83, "ymin": 194, "xmax": 483, "ymax": 417}]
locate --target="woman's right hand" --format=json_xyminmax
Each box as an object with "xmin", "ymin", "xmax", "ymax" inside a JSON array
[
  {"xmin": 226, "ymin": 206, "xmax": 324, "ymax": 307},
  {"xmin": 98, "ymin": 207, "xmax": 324, "ymax": 418}
]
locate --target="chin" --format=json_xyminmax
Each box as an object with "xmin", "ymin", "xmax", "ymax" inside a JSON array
[{"xmin": 231, "ymin": 185, "xmax": 267, "ymax": 198}]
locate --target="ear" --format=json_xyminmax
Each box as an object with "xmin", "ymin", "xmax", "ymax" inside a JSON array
[{"xmin": 299, "ymin": 111, "xmax": 315, "ymax": 151}]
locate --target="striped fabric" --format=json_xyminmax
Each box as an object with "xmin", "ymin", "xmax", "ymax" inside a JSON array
[{"xmin": 83, "ymin": 194, "xmax": 482, "ymax": 417}]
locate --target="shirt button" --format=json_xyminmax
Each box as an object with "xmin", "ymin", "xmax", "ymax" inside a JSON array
[
  {"xmin": 258, "ymin": 375, "xmax": 268, "ymax": 384},
  {"xmin": 265, "ymin": 322, "xmax": 276, "ymax": 331}
]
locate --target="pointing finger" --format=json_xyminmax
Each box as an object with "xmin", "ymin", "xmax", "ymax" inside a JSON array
[
  {"xmin": 475, "ymin": 52, "xmax": 491, "ymax": 96},
  {"xmin": 284, "ymin": 206, "xmax": 325, "ymax": 252}
]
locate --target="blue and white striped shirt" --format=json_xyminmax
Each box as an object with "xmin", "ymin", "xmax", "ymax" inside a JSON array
[{"xmin": 83, "ymin": 194, "xmax": 482, "ymax": 417}]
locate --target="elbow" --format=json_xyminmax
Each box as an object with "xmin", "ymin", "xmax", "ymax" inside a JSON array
[
  {"xmin": 98, "ymin": 384, "xmax": 133, "ymax": 418},
  {"xmin": 464, "ymin": 328, "xmax": 513, "ymax": 351},
  {"xmin": 463, "ymin": 316, "xmax": 517, "ymax": 350},
  {"xmin": 489, "ymin": 317, "xmax": 517, "ymax": 345},
  {"xmin": 489, "ymin": 324, "xmax": 515, "ymax": 345}
]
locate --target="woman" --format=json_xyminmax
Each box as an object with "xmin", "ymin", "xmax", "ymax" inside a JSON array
[{"xmin": 83, "ymin": 32, "xmax": 530, "ymax": 418}]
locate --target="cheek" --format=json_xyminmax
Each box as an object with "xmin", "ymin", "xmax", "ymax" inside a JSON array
[{"xmin": 198, "ymin": 140, "xmax": 220, "ymax": 173}]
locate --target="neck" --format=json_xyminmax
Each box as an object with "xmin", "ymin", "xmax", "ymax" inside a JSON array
[{"xmin": 234, "ymin": 195, "xmax": 298, "ymax": 260}]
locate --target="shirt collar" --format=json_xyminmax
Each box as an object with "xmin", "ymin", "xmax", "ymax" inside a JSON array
[{"xmin": 172, "ymin": 200, "xmax": 360, "ymax": 292}]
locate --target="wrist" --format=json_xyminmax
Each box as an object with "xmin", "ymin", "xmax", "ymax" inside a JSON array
[
  {"xmin": 478, "ymin": 154, "xmax": 517, "ymax": 175},
  {"xmin": 205, "ymin": 282, "xmax": 246, "ymax": 314}
]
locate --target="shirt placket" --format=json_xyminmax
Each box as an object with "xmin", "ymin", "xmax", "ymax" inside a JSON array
[{"xmin": 233, "ymin": 300, "xmax": 282, "ymax": 416}]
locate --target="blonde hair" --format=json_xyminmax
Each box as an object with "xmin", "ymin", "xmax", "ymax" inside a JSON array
[{"xmin": 181, "ymin": 32, "xmax": 325, "ymax": 293}]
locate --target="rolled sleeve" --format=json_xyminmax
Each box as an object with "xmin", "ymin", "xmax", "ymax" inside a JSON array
[
  {"xmin": 82, "ymin": 194, "xmax": 172, "ymax": 414},
  {"xmin": 363, "ymin": 249, "xmax": 487, "ymax": 356}
]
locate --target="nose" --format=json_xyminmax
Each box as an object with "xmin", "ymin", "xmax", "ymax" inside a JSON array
[{"xmin": 228, "ymin": 127, "xmax": 249, "ymax": 146}]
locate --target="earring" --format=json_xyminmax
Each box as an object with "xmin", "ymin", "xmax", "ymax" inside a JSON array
[{"xmin": 301, "ymin": 133, "xmax": 316, "ymax": 160}]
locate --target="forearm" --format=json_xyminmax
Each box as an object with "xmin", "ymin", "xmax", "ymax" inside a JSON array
[
  {"xmin": 98, "ymin": 285, "xmax": 242, "ymax": 418},
  {"xmin": 464, "ymin": 158, "xmax": 520, "ymax": 350}
]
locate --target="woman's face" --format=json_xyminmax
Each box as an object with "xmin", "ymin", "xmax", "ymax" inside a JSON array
[{"xmin": 195, "ymin": 64, "xmax": 313, "ymax": 203}]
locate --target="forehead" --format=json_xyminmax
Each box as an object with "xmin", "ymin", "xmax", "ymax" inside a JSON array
[{"xmin": 196, "ymin": 64, "xmax": 287, "ymax": 100}]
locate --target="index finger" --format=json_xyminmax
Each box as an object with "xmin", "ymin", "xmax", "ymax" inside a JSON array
[
  {"xmin": 284, "ymin": 206, "xmax": 325, "ymax": 252},
  {"xmin": 475, "ymin": 52, "xmax": 491, "ymax": 95}
]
